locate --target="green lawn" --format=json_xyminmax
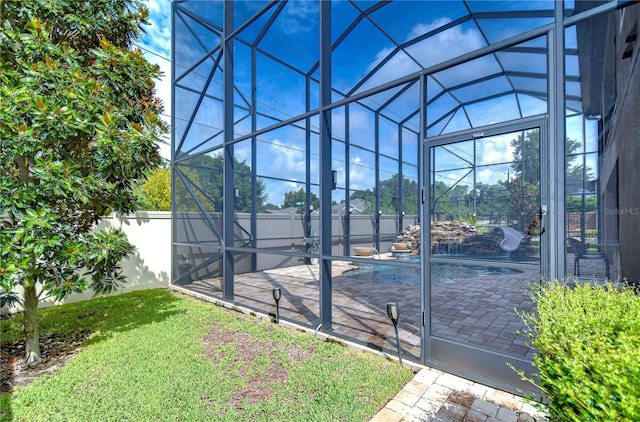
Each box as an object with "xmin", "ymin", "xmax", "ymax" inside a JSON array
[{"xmin": 1, "ymin": 289, "xmax": 413, "ymax": 421}]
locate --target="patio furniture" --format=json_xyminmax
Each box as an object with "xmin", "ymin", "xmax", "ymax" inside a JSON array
[
  {"xmin": 498, "ymin": 227, "xmax": 527, "ymax": 252},
  {"xmin": 353, "ymin": 247, "xmax": 377, "ymax": 256},
  {"xmin": 568, "ymin": 237, "xmax": 610, "ymax": 279},
  {"xmin": 574, "ymin": 252, "xmax": 610, "ymax": 279}
]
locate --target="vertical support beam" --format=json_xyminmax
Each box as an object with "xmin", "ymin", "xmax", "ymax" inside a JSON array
[
  {"xmin": 520, "ymin": 140, "xmax": 526, "ymax": 233},
  {"xmin": 580, "ymin": 118, "xmax": 586, "ymax": 245},
  {"xmin": 345, "ymin": 105, "xmax": 351, "ymax": 256},
  {"xmin": 222, "ymin": 0, "xmax": 235, "ymax": 300},
  {"xmin": 170, "ymin": 1, "xmax": 177, "ymax": 285},
  {"xmin": 250, "ymin": 46, "xmax": 258, "ymax": 273},
  {"xmin": 547, "ymin": 1, "xmax": 566, "ymax": 281},
  {"xmin": 318, "ymin": 0, "xmax": 332, "ymax": 331},
  {"xmin": 305, "ymin": 77, "xmax": 312, "ymax": 257},
  {"xmin": 419, "ymin": 73, "xmax": 430, "ymax": 364},
  {"xmin": 473, "ymin": 138, "xmax": 477, "ymax": 220},
  {"xmin": 374, "ymin": 112, "xmax": 381, "ymax": 251},
  {"xmin": 398, "ymin": 124, "xmax": 404, "ymax": 231}
]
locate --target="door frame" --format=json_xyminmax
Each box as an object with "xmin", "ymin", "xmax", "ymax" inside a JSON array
[{"xmin": 421, "ymin": 115, "xmax": 548, "ymax": 395}]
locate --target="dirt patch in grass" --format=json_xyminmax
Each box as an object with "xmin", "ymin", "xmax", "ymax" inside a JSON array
[
  {"xmin": 0, "ymin": 331, "xmax": 88, "ymax": 393},
  {"xmin": 203, "ymin": 323, "xmax": 313, "ymax": 409}
]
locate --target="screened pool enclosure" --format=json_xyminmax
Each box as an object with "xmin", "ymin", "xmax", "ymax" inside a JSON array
[{"xmin": 171, "ymin": 0, "xmax": 640, "ymax": 393}]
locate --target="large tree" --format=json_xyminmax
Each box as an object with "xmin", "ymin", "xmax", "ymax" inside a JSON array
[
  {"xmin": 510, "ymin": 130, "xmax": 540, "ymax": 184},
  {"xmin": 380, "ymin": 174, "xmax": 419, "ymax": 215},
  {"xmin": 282, "ymin": 188, "xmax": 320, "ymax": 212},
  {"xmin": 175, "ymin": 154, "xmax": 266, "ymax": 213},
  {"xmin": 511, "ymin": 130, "xmax": 592, "ymax": 186},
  {"xmin": 432, "ymin": 180, "xmax": 471, "ymax": 220},
  {"xmin": 508, "ymin": 130, "xmax": 594, "ymax": 229},
  {"xmin": 0, "ymin": 0, "xmax": 165, "ymax": 364},
  {"xmin": 348, "ymin": 175, "xmax": 419, "ymax": 215},
  {"xmin": 138, "ymin": 166, "xmax": 171, "ymax": 211}
]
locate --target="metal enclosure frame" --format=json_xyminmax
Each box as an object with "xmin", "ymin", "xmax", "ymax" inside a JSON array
[{"xmin": 171, "ymin": 0, "xmax": 637, "ymax": 394}]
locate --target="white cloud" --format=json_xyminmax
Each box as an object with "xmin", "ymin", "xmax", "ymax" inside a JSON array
[
  {"xmin": 348, "ymin": 156, "xmax": 375, "ymax": 191},
  {"xmin": 477, "ymin": 167, "xmax": 503, "ymax": 185},
  {"xmin": 141, "ymin": 0, "xmax": 171, "ymax": 57},
  {"xmin": 146, "ymin": 52, "xmax": 172, "ymax": 118},
  {"xmin": 478, "ymin": 138, "xmax": 512, "ymax": 164},
  {"xmin": 265, "ymin": 139, "xmax": 307, "ymax": 179},
  {"xmin": 357, "ymin": 17, "xmax": 487, "ymax": 94},
  {"xmin": 234, "ymin": 143, "xmax": 251, "ymax": 164},
  {"xmin": 277, "ymin": 1, "xmax": 316, "ymax": 35},
  {"xmin": 406, "ymin": 19, "xmax": 486, "ymax": 67},
  {"xmin": 357, "ymin": 46, "xmax": 420, "ymax": 94},
  {"xmin": 365, "ymin": 17, "xmax": 458, "ymax": 76}
]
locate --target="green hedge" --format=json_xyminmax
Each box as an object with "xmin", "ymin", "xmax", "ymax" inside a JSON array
[{"xmin": 520, "ymin": 281, "xmax": 640, "ymax": 421}]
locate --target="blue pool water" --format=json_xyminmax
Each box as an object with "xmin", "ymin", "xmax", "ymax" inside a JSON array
[
  {"xmin": 435, "ymin": 253, "xmax": 538, "ymax": 263},
  {"xmin": 343, "ymin": 262, "xmax": 522, "ymax": 285}
]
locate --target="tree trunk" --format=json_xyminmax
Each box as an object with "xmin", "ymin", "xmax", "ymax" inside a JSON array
[{"xmin": 23, "ymin": 283, "xmax": 42, "ymax": 365}]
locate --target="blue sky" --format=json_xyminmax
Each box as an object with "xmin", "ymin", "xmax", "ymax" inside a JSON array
[
  {"xmin": 137, "ymin": 1, "xmax": 590, "ymax": 206},
  {"xmin": 137, "ymin": 0, "xmax": 536, "ymax": 204},
  {"xmin": 139, "ymin": 0, "xmax": 173, "ymax": 160}
]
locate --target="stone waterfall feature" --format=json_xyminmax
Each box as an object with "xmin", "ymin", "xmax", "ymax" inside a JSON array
[{"xmin": 396, "ymin": 222, "xmax": 532, "ymax": 257}]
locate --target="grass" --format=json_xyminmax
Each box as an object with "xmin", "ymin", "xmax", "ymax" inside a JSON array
[{"xmin": 0, "ymin": 289, "xmax": 413, "ymax": 421}]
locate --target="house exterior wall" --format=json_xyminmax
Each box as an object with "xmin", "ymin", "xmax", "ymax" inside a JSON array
[{"xmin": 601, "ymin": 6, "xmax": 640, "ymax": 284}]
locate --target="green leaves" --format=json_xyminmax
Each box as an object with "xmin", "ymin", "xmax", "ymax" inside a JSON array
[
  {"xmin": 138, "ymin": 167, "xmax": 171, "ymax": 211},
  {"xmin": 519, "ymin": 282, "xmax": 640, "ymax": 421},
  {"xmin": 85, "ymin": 228, "xmax": 134, "ymax": 296},
  {"xmin": 0, "ymin": 0, "xmax": 165, "ymax": 361}
]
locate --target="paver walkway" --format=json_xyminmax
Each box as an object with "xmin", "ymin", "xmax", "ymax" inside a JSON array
[{"xmin": 371, "ymin": 367, "xmax": 547, "ymax": 422}]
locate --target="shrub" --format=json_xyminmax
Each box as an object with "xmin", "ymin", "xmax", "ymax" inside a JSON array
[
  {"xmin": 138, "ymin": 167, "xmax": 171, "ymax": 211},
  {"xmin": 519, "ymin": 281, "xmax": 640, "ymax": 421}
]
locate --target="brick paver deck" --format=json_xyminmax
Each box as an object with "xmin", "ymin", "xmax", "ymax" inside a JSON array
[
  {"xmin": 370, "ymin": 367, "xmax": 547, "ymax": 422},
  {"xmin": 179, "ymin": 256, "xmax": 538, "ymax": 361},
  {"xmin": 173, "ymin": 262, "xmax": 549, "ymax": 422}
]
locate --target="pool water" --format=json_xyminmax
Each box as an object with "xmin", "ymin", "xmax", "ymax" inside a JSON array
[
  {"xmin": 435, "ymin": 253, "xmax": 538, "ymax": 263},
  {"xmin": 343, "ymin": 262, "xmax": 521, "ymax": 285}
]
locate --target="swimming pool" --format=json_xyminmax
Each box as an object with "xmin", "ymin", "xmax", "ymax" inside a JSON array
[
  {"xmin": 434, "ymin": 253, "xmax": 538, "ymax": 263},
  {"xmin": 342, "ymin": 262, "xmax": 522, "ymax": 285}
]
